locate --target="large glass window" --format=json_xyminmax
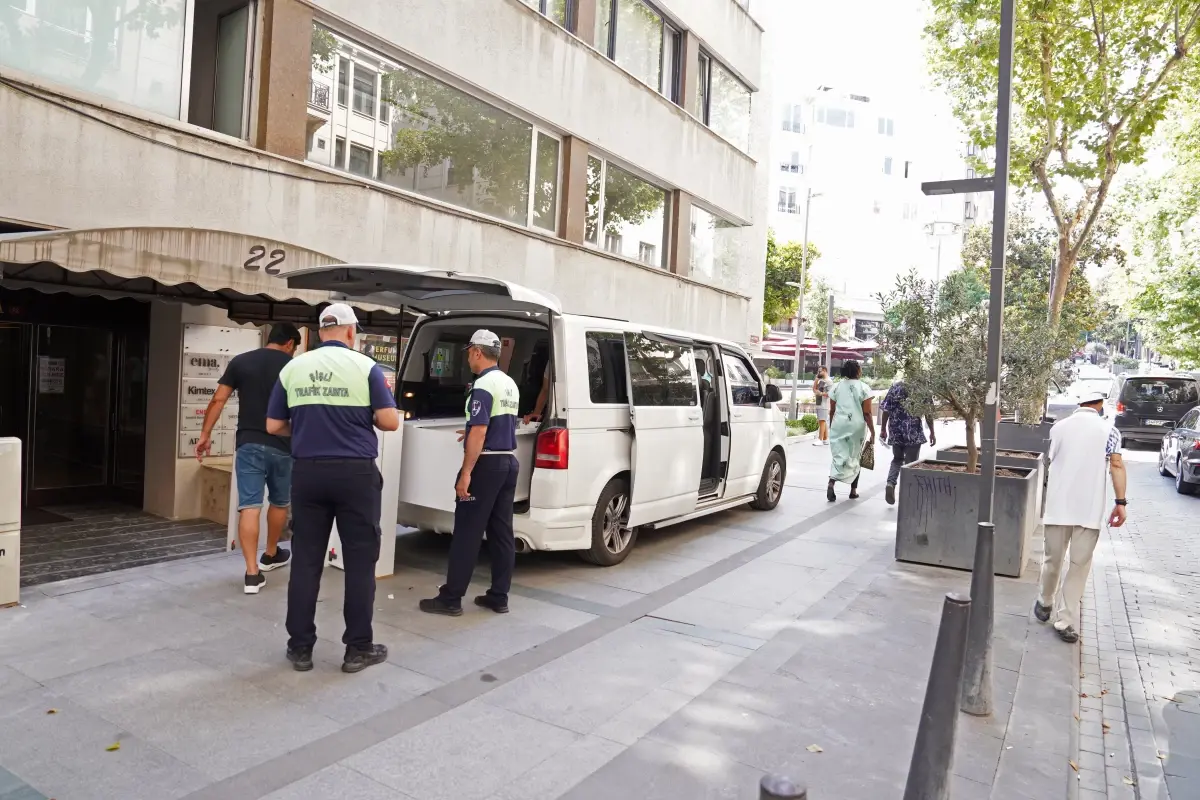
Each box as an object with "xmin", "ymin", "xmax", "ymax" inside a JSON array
[
  {"xmin": 353, "ymin": 64, "xmax": 377, "ymax": 116},
  {"xmin": 595, "ymin": 0, "xmax": 678, "ymax": 100},
  {"xmin": 708, "ymin": 62, "xmax": 751, "ymax": 151},
  {"xmin": 337, "ymin": 57, "xmax": 350, "ymax": 106},
  {"xmin": 624, "ymin": 334, "xmax": 697, "ymax": 407},
  {"xmin": 695, "ymin": 53, "xmax": 711, "ymax": 121},
  {"xmin": 0, "ymin": 0, "xmax": 188, "ymax": 119},
  {"xmin": 585, "ymin": 157, "xmax": 668, "ymax": 269},
  {"xmin": 521, "ymin": 0, "xmax": 570, "ymax": 27},
  {"xmin": 690, "ymin": 206, "xmax": 743, "ymax": 288},
  {"xmin": 585, "ymin": 332, "xmax": 628, "ymax": 404},
  {"xmin": 349, "ymin": 144, "xmax": 373, "ymax": 178},
  {"xmin": 531, "ymin": 132, "xmax": 561, "ymax": 232},
  {"xmin": 817, "ymin": 105, "xmax": 855, "ymax": 128}
]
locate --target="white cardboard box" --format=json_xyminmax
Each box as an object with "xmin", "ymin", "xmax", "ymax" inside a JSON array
[{"xmin": 0, "ymin": 531, "xmax": 18, "ymax": 608}]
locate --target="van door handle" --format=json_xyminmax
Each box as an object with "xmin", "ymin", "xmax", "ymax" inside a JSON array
[
  {"xmin": 687, "ymin": 413, "xmax": 701, "ymax": 422},
  {"xmin": 732, "ymin": 410, "xmax": 745, "ymax": 418}
]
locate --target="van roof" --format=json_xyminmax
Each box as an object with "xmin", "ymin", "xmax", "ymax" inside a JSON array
[{"xmin": 559, "ymin": 313, "xmax": 746, "ymax": 351}]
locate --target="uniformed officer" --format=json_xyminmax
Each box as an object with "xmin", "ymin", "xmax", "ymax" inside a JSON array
[
  {"xmin": 420, "ymin": 329, "xmax": 520, "ymax": 616},
  {"xmin": 265, "ymin": 303, "xmax": 400, "ymax": 673}
]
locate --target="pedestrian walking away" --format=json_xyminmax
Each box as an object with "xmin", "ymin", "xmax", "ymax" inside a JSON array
[
  {"xmin": 266, "ymin": 303, "xmax": 400, "ymax": 673},
  {"xmin": 812, "ymin": 366, "xmax": 831, "ymax": 446},
  {"xmin": 196, "ymin": 322, "xmax": 301, "ymax": 594},
  {"xmin": 826, "ymin": 359, "xmax": 875, "ymax": 502},
  {"xmin": 879, "ymin": 378, "xmax": 936, "ymax": 506},
  {"xmin": 1035, "ymin": 391, "xmax": 1127, "ymax": 643},
  {"xmin": 421, "ymin": 329, "xmax": 520, "ymax": 617}
]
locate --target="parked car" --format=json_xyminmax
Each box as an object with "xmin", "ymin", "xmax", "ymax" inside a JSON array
[
  {"xmin": 1106, "ymin": 374, "xmax": 1200, "ymax": 447},
  {"xmin": 1046, "ymin": 373, "xmax": 1113, "ymax": 422},
  {"xmin": 286, "ymin": 263, "xmax": 789, "ymax": 566},
  {"xmin": 1158, "ymin": 406, "xmax": 1200, "ymax": 495}
]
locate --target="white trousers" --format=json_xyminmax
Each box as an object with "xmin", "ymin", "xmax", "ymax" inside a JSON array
[{"xmin": 1037, "ymin": 524, "xmax": 1100, "ymax": 632}]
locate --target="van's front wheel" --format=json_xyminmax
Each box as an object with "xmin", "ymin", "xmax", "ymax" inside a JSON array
[
  {"xmin": 581, "ymin": 479, "xmax": 638, "ymax": 566},
  {"xmin": 749, "ymin": 451, "xmax": 786, "ymax": 511}
]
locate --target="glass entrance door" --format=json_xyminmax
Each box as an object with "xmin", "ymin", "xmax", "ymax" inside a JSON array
[
  {"xmin": 110, "ymin": 330, "xmax": 150, "ymax": 503},
  {"xmin": 28, "ymin": 325, "xmax": 114, "ymax": 504}
]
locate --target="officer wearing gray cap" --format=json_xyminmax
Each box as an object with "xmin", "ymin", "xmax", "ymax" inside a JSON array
[{"xmin": 421, "ymin": 329, "xmax": 520, "ymax": 616}]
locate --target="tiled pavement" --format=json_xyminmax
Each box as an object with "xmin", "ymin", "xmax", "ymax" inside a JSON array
[
  {"xmin": 1, "ymin": 424, "xmax": 1081, "ymax": 799},
  {"xmin": 1075, "ymin": 447, "xmax": 1200, "ymax": 800}
]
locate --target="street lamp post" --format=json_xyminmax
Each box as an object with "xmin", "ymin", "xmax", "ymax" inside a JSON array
[
  {"xmin": 825, "ymin": 293, "xmax": 834, "ymax": 373},
  {"xmin": 787, "ymin": 188, "xmax": 820, "ymax": 421}
]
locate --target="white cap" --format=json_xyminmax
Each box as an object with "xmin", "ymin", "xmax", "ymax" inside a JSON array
[
  {"xmin": 319, "ymin": 303, "xmax": 358, "ymax": 328},
  {"xmin": 466, "ymin": 329, "xmax": 501, "ymax": 349},
  {"xmin": 1078, "ymin": 391, "xmax": 1106, "ymax": 405}
]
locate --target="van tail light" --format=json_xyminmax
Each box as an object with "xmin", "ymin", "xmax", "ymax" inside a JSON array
[
  {"xmin": 1116, "ymin": 401, "xmax": 1126, "ymax": 413},
  {"xmin": 535, "ymin": 428, "xmax": 569, "ymax": 470}
]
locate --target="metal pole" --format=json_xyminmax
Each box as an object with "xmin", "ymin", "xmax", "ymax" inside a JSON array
[
  {"xmin": 825, "ymin": 293, "xmax": 834, "ymax": 372},
  {"xmin": 904, "ymin": 593, "xmax": 972, "ymax": 800},
  {"xmin": 789, "ymin": 188, "xmax": 813, "ymax": 421},
  {"xmin": 760, "ymin": 775, "xmax": 807, "ymax": 799},
  {"xmin": 963, "ymin": 0, "xmax": 1015, "ymax": 718}
]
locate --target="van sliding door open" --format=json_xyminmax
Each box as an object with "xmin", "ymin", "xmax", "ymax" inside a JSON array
[{"xmin": 623, "ymin": 332, "xmax": 704, "ymax": 527}]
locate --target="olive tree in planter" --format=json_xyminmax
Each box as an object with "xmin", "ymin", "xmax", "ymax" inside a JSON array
[{"xmin": 877, "ymin": 267, "xmax": 1043, "ymax": 577}]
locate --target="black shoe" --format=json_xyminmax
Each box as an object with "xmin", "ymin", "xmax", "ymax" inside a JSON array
[
  {"xmin": 475, "ymin": 594, "xmax": 510, "ymax": 614},
  {"xmin": 260, "ymin": 547, "xmax": 291, "ymax": 572},
  {"xmin": 342, "ymin": 644, "xmax": 388, "ymax": 674},
  {"xmin": 244, "ymin": 573, "xmax": 266, "ymax": 594},
  {"xmin": 885, "ymin": 484, "xmax": 896, "ymax": 505},
  {"xmin": 827, "ymin": 483, "xmax": 836, "ymax": 502},
  {"xmin": 1056, "ymin": 626, "xmax": 1079, "ymax": 643},
  {"xmin": 286, "ymin": 647, "xmax": 313, "ymax": 672},
  {"xmin": 1033, "ymin": 600, "xmax": 1051, "ymax": 623},
  {"xmin": 419, "ymin": 597, "xmax": 463, "ymax": 616}
]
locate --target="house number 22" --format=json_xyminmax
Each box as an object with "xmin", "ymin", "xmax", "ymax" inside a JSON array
[{"xmin": 244, "ymin": 246, "xmax": 286, "ymax": 275}]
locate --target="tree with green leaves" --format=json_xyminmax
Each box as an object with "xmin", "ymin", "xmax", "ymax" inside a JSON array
[
  {"xmin": 926, "ymin": 0, "xmax": 1200, "ymax": 326},
  {"xmin": 762, "ymin": 230, "xmax": 821, "ymax": 329}
]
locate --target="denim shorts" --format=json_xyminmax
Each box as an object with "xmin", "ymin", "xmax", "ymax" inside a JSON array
[{"xmin": 235, "ymin": 443, "xmax": 293, "ymax": 510}]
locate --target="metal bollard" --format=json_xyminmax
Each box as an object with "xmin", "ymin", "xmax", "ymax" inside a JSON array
[
  {"xmin": 961, "ymin": 521, "xmax": 995, "ymax": 716},
  {"xmin": 760, "ymin": 774, "xmax": 807, "ymax": 799},
  {"xmin": 903, "ymin": 592, "xmax": 971, "ymax": 800}
]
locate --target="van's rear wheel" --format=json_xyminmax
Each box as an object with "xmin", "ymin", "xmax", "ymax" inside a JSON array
[
  {"xmin": 580, "ymin": 479, "xmax": 637, "ymax": 566},
  {"xmin": 750, "ymin": 451, "xmax": 786, "ymax": 511}
]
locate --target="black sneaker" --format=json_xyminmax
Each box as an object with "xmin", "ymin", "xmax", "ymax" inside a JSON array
[
  {"xmin": 885, "ymin": 484, "xmax": 896, "ymax": 505},
  {"xmin": 244, "ymin": 573, "xmax": 266, "ymax": 594},
  {"xmin": 1057, "ymin": 626, "xmax": 1079, "ymax": 643},
  {"xmin": 419, "ymin": 597, "xmax": 463, "ymax": 616},
  {"xmin": 342, "ymin": 644, "xmax": 388, "ymax": 674},
  {"xmin": 475, "ymin": 594, "xmax": 510, "ymax": 614},
  {"xmin": 1033, "ymin": 600, "xmax": 1051, "ymax": 623},
  {"xmin": 286, "ymin": 647, "xmax": 313, "ymax": 672},
  {"xmin": 260, "ymin": 547, "xmax": 291, "ymax": 572}
]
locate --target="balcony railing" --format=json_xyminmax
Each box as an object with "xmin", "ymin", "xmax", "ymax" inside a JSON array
[{"xmin": 309, "ymin": 80, "xmax": 331, "ymax": 112}]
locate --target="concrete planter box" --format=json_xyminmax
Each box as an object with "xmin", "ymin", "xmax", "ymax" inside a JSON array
[
  {"xmin": 997, "ymin": 420, "xmax": 1054, "ymax": 455},
  {"xmin": 895, "ymin": 460, "xmax": 1039, "ymax": 578},
  {"xmin": 936, "ymin": 447, "xmax": 1045, "ymax": 515}
]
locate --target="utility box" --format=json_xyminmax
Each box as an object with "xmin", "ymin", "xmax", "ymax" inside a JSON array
[{"xmin": 0, "ymin": 437, "xmax": 21, "ymax": 608}]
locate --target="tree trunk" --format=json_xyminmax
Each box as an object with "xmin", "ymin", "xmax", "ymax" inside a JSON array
[
  {"xmin": 1049, "ymin": 236, "xmax": 1076, "ymax": 328},
  {"xmin": 965, "ymin": 417, "xmax": 978, "ymax": 473}
]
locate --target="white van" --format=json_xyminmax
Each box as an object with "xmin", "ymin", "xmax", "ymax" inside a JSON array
[{"xmin": 286, "ymin": 264, "xmax": 788, "ymax": 566}]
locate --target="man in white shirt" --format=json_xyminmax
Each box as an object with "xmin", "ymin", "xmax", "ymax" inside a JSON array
[{"xmin": 1036, "ymin": 391, "xmax": 1128, "ymax": 643}]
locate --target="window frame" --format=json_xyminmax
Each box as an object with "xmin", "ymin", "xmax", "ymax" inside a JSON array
[
  {"xmin": 584, "ymin": 153, "xmax": 671, "ymax": 268},
  {"xmin": 525, "ymin": 0, "xmax": 575, "ymax": 29},
  {"xmin": 527, "ymin": 128, "xmax": 563, "ymax": 233},
  {"xmin": 584, "ymin": 331, "xmax": 630, "ymax": 405},
  {"xmin": 351, "ymin": 62, "xmax": 379, "ymax": 118},
  {"xmin": 721, "ymin": 350, "xmax": 764, "ymax": 407},
  {"xmin": 624, "ymin": 332, "xmax": 699, "ymax": 408},
  {"xmin": 695, "ymin": 51, "xmax": 712, "ymax": 123},
  {"xmin": 596, "ymin": 0, "xmax": 676, "ymax": 101}
]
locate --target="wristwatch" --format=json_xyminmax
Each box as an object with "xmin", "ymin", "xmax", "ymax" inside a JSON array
[{"xmin": 1115, "ymin": 499, "xmax": 1128, "ymax": 506}]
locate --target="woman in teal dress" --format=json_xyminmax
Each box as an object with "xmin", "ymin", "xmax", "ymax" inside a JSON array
[{"xmin": 827, "ymin": 359, "xmax": 876, "ymax": 502}]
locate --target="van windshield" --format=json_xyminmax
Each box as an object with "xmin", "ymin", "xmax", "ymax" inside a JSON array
[
  {"xmin": 398, "ymin": 320, "xmax": 550, "ymax": 419},
  {"xmin": 1120, "ymin": 378, "xmax": 1199, "ymax": 406}
]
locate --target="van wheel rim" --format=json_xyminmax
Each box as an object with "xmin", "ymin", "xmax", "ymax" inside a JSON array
[
  {"xmin": 766, "ymin": 461, "xmax": 783, "ymax": 503},
  {"xmin": 603, "ymin": 494, "xmax": 631, "ymax": 553}
]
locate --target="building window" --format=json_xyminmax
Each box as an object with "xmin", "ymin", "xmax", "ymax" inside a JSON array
[
  {"xmin": 310, "ymin": 27, "xmax": 562, "ymax": 230},
  {"xmin": 878, "ymin": 117, "xmax": 895, "ymax": 136},
  {"xmin": 520, "ymin": 0, "xmax": 571, "ymax": 27},
  {"xmin": 902, "ymin": 202, "xmax": 919, "ymax": 220},
  {"xmin": 781, "ymin": 103, "xmax": 806, "ymax": 133},
  {"xmin": 780, "ymin": 151, "xmax": 803, "ymax": 173},
  {"xmin": 966, "ymin": 142, "xmax": 979, "ymax": 156},
  {"xmin": 816, "ymin": 105, "xmax": 854, "ymax": 128},
  {"xmin": 695, "ymin": 52, "xmax": 711, "ymax": 122},
  {"xmin": 883, "ymin": 156, "xmax": 893, "ymax": 175},
  {"xmin": 661, "ymin": 24, "xmax": 681, "ymax": 103},
  {"xmin": 0, "ymin": 0, "xmax": 188, "ymax": 119},
  {"xmin": 873, "ymin": 200, "xmax": 882, "ymax": 215},
  {"xmin": 707, "ymin": 61, "xmax": 752, "ymax": 151},
  {"xmin": 966, "ymin": 167, "xmax": 976, "ymax": 179},
  {"xmin": 337, "ymin": 57, "xmax": 350, "ymax": 107},
  {"xmin": 585, "ymin": 156, "xmax": 669, "ymax": 269},
  {"xmin": 904, "ymin": 160, "xmax": 912, "ymax": 178},
  {"xmin": 964, "ymin": 200, "xmax": 977, "ymax": 220},
  {"xmin": 690, "ymin": 206, "xmax": 742, "ymax": 288},
  {"xmin": 595, "ymin": 0, "xmax": 674, "ymax": 99},
  {"xmin": 349, "ymin": 143, "xmax": 373, "ymax": 178},
  {"xmin": 777, "ymin": 188, "xmax": 798, "ymax": 214}
]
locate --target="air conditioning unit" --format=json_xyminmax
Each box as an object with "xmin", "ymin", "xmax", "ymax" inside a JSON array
[{"xmin": 0, "ymin": 438, "xmax": 20, "ymax": 608}]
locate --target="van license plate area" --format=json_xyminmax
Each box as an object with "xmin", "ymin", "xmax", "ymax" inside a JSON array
[{"xmin": 1145, "ymin": 419, "xmax": 1172, "ymax": 427}]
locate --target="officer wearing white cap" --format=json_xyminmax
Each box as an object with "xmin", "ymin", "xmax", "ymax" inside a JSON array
[
  {"xmin": 421, "ymin": 329, "xmax": 520, "ymax": 616},
  {"xmin": 266, "ymin": 303, "xmax": 400, "ymax": 672},
  {"xmin": 1035, "ymin": 389, "xmax": 1127, "ymax": 643}
]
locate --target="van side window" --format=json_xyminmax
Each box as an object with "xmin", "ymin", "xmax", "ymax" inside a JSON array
[
  {"xmin": 624, "ymin": 334, "xmax": 697, "ymax": 407},
  {"xmin": 585, "ymin": 332, "xmax": 628, "ymax": 404},
  {"xmin": 722, "ymin": 352, "xmax": 763, "ymax": 406}
]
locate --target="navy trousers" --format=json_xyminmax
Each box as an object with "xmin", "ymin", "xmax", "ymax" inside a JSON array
[{"xmin": 440, "ymin": 455, "xmax": 519, "ymax": 604}]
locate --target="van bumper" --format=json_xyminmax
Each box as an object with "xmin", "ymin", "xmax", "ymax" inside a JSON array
[{"xmin": 397, "ymin": 502, "xmax": 591, "ymax": 552}]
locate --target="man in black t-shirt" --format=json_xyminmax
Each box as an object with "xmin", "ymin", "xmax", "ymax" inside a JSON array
[{"xmin": 197, "ymin": 323, "xmax": 301, "ymax": 594}]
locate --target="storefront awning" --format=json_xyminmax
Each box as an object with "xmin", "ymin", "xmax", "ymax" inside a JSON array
[{"xmin": 0, "ymin": 226, "xmax": 404, "ymax": 327}]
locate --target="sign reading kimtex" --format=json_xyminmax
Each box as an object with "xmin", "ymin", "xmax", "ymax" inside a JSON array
[{"xmin": 177, "ymin": 324, "xmax": 262, "ymax": 458}]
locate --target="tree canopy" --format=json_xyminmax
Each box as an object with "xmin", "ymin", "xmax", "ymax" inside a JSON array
[
  {"xmin": 762, "ymin": 231, "xmax": 821, "ymax": 329},
  {"xmin": 926, "ymin": 0, "xmax": 1200, "ymax": 325}
]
